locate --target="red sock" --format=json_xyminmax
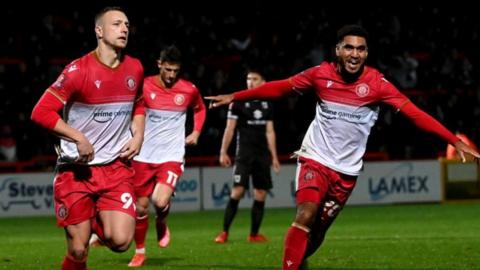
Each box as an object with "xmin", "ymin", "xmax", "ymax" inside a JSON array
[
  {"xmin": 61, "ymin": 255, "xmax": 87, "ymax": 270},
  {"xmin": 91, "ymin": 217, "xmax": 105, "ymax": 241},
  {"xmin": 283, "ymin": 226, "xmax": 309, "ymax": 270},
  {"xmin": 134, "ymin": 215, "xmax": 149, "ymax": 249}
]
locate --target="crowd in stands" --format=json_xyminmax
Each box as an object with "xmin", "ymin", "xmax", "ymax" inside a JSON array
[{"xmin": 1, "ymin": 4, "xmax": 479, "ymax": 163}]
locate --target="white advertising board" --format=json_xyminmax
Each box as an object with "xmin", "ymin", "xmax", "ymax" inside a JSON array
[
  {"xmin": 201, "ymin": 166, "xmax": 297, "ymax": 210},
  {"xmin": 349, "ymin": 160, "xmax": 442, "ymax": 205},
  {"xmin": 170, "ymin": 167, "xmax": 201, "ymax": 211},
  {"xmin": 0, "ymin": 173, "xmax": 54, "ymax": 217},
  {"xmin": 0, "ymin": 160, "xmax": 443, "ymax": 217}
]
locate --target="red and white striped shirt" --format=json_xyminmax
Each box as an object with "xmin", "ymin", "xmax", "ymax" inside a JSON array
[
  {"xmin": 134, "ymin": 76, "xmax": 206, "ymax": 164},
  {"xmin": 290, "ymin": 62, "xmax": 409, "ymax": 175},
  {"xmin": 49, "ymin": 52, "xmax": 144, "ymax": 164}
]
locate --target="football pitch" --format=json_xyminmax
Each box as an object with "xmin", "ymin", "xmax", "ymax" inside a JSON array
[{"xmin": 1, "ymin": 203, "xmax": 479, "ymax": 270}]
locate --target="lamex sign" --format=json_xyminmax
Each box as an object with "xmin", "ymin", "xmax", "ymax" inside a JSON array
[
  {"xmin": 349, "ymin": 160, "xmax": 441, "ymax": 205},
  {"xmin": 0, "ymin": 173, "xmax": 54, "ymax": 217},
  {"xmin": 368, "ymin": 163, "xmax": 429, "ymax": 201}
]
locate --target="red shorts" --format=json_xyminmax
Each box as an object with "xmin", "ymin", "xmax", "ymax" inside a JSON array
[
  {"xmin": 295, "ymin": 157, "xmax": 357, "ymax": 206},
  {"xmin": 54, "ymin": 159, "xmax": 136, "ymax": 227},
  {"xmin": 132, "ymin": 160, "xmax": 184, "ymax": 198}
]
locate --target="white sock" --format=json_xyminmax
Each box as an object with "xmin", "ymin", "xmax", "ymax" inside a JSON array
[{"xmin": 135, "ymin": 248, "xmax": 145, "ymax": 254}]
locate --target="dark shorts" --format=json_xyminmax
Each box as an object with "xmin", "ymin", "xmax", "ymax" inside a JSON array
[{"xmin": 232, "ymin": 155, "xmax": 272, "ymax": 190}]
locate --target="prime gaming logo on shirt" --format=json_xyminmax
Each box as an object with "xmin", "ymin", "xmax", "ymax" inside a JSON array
[
  {"xmin": 93, "ymin": 109, "xmax": 131, "ymax": 123},
  {"xmin": 149, "ymin": 114, "xmax": 182, "ymax": 123}
]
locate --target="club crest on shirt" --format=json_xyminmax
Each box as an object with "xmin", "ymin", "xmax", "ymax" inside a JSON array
[
  {"xmin": 57, "ymin": 204, "xmax": 68, "ymax": 220},
  {"xmin": 150, "ymin": 93, "xmax": 156, "ymax": 100},
  {"xmin": 234, "ymin": 174, "xmax": 241, "ymax": 183},
  {"xmin": 304, "ymin": 170, "xmax": 315, "ymax": 182},
  {"xmin": 125, "ymin": 76, "xmax": 136, "ymax": 90},
  {"xmin": 174, "ymin": 94, "xmax": 185, "ymax": 105},
  {"xmin": 355, "ymin": 83, "xmax": 370, "ymax": 97},
  {"xmin": 253, "ymin": 109, "xmax": 263, "ymax": 119}
]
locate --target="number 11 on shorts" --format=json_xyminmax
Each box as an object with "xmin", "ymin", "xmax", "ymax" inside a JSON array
[{"xmin": 166, "ymin": 171, "xmax": 178, "ymax": 187}]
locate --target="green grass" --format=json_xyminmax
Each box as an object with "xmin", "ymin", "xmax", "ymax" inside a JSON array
[{"xmin": 1, "ymin": 203, "xmax": 480, "ymax": 269}]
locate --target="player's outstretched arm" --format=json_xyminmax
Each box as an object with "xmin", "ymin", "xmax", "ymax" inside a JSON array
[
  {"xmin": 454, "ymin": 140, "xmax": 480, "ymax": 163},
  {"xmin": 206, "ymin": 79, "xmax": 294, "ymax": 109},
  {"xmin": 205, "ymin": 94, "xmax": 234, "ymax": 108},
  {"xmin": 397, "ymin": 101, "xmax": 479, "ymax": 163}
]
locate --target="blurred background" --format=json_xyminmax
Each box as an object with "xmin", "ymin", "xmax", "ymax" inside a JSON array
[{"xmin": 1, "ymin": 3, "xmax": 479, "ymax": 168}]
